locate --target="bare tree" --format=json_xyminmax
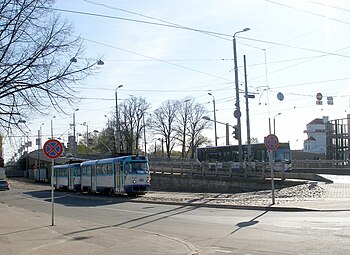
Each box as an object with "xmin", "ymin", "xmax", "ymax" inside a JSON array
[
  {"xmin": 151, "ymin": 100, "xmax": 180, "ymax": 157},
  {"xmin": 0, "ymin": 0, "xmax": 101, "ymax": 134},
  {"xmin": 119, "ymin": 96, "xmax": 150, "ymax": 154},
  {"xmin": 186, "ymin": 103, "xmax": 210, "ymax": 158},
  {"xmin": 174, "ymin": 98, "xmax": 192, "ymax": 158}
]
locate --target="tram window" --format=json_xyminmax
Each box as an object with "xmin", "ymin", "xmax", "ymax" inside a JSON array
[
  {"xmin": 101, "ymin": 164, "xmax": 107, "ymax": 175},
  {"xmin": 83, "ymin": 167, "xmax": 87, "ymax": 176},
  {"xmin": 132, "ymin": 162, "xmax": 148, "ymax": 173},
  {"xmin": 107, "ymin": 164, "xmax": 112, "ymax": 175},
  {"xmin": 96, "ymin": 165, "xmax": 101, "ymax": 175}
]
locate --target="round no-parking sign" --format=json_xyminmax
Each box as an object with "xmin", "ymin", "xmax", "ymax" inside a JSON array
[
  {"xmin": 264, "ymin": 134, "xmax": 279, "ymax": 151},
  {"xmin": 43, "ymin": 139, "xmax": 63, "ymax": 159}
]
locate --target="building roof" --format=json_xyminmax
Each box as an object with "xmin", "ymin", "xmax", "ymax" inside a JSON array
[
  {"xmin": 307, "ymin": 118, "xmax": 325, "ymax": 125},
  {"xmin": 305, "ymin": 136, "xmax": 316, "ymax": 141}
]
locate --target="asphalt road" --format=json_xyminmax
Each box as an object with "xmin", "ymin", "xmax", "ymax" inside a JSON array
[{"xmin": 1, "ymin": 186, "xmax": 350, "ymax": 254}]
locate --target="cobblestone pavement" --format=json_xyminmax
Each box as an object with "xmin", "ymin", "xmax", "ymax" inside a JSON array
[{"xmin": 8, "ymin": 177, "xmax": 326, "ymax": 207}]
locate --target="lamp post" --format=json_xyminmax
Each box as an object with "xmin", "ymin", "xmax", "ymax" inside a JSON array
[
  {"xmin": 83, "ymin": 122, "xmax": 89, "ymax": 154},
  {"xmin": 37, "ymin": 123, "xmax": 44, "ymax": 181},
  {"xmin": 243, "ymin": 55, "xmax": 256, "ymax": 162},
  {"xmin": 72, "ymin": 109, "xmax": 79, "ymax": 157},
  {"xmin": 115, "ymin": 84, "xmax": 123, "ymax": 155},
  {"xmin": 208, "ymin": 93, "xmax": 218, "ymax": 146},
  {"xmin": 203, "ymin": 116, "xmax": 233, "ymax": 145},
  {"xmin": 51, "ymin": 116, "xmax": 56, "ymax": 139},
  {"xmin": 273, "ymin": 113, "xmax": 282, "ymax": 135},
  {"xmin": 93, "ymin": 130, "xmax": 112, "ymax": 154},
  {"xmin": 157, "ymin": 138, "xmax": 164, "ymax": 157},
  {"xmin": 143, "ymin": 115, "xmax": 147, "ymax": 156},
  {"xmin": 233, "ymin": 27, "xmax": 250, "ymax": 163}
]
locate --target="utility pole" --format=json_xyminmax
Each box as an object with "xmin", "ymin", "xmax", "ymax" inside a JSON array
[
  {"xmin": 115, "ymin": 85, "xmax": 123, "ymax": 155},
  {"xmin": 143, "ymin": 115, "xmax": 147, "ymax": 156},
  {"xmin": 208, "ymin": 93, "xmax": 218, "ymax": 146},
  {"xmin": 244, "ymin": 55, "xmax": 251, "ymax": 162},
  {"xmin": 233, "ymin": 28, "xmax": 250, "ymax": 166}
]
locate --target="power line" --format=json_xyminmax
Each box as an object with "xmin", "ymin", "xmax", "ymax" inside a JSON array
[
  {"xmin": 265, "ymin": 0, "xmax": 350, "ymax": 26},
  {"xmin": 82, "ymin": 37, "xmax": 233, "ymax": 82},
  {"xmin": 240, "ymin": 36, "xmax": 350, "ymax": 59},
  {"xmin": 307, "ymin": 1, "xmax": 350, "ymax": 13},
  {"xmin": 50, "ymin": 4, "xmax": 350, "ymax": 60},
  {"xmin": 82, "ymin": 0, "xmax": 231, "ymax": 41},
  {"xmin": 46, "ymin": 7, "xmax": 233, "ymax": 38}
]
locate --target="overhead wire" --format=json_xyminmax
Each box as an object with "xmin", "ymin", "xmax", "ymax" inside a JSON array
[
  {"xmin": 49, "ymin": 2, "xmax": 350, "ymax": 108},
  {"xmin": 265, "ymin": 0, "xmax": 350, "ymax": 26}
]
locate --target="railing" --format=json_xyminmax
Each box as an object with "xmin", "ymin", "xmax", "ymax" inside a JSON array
[
  {"xmin": 149, "ymin": 159, "xmax": 350, "ymax": 177},
  {"xmin": 149, "ymin": 161, "xmax": 286, "ymax": 178},
  {"xmin": 292, "ymin": 159, "xmax": 350, "ymax": 169}
]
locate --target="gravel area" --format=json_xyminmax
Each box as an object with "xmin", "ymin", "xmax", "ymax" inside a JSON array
[
  {"xmin": 139, "ymin": 183, "xmax": 326, "ymax": 206},
  {"xmin": 8, "ymin": 177, "xmax": 326, "ymax": 207}
]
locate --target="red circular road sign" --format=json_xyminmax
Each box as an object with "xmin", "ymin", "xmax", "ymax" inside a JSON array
[
  {"xmin": 264, "ymin": 134, "xmax": 279, "ymax": 151},
  {"xmin": 43, "ymin": 139, "xmax": 63, "ymax": 159}
]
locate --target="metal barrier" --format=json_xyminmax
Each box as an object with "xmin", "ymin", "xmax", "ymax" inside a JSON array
[
  {"xmin": 292, "ymin": 159, "xmax": 350, "ymax": 169},
  {"xmin": 149, "ymin": 161, "xmax": 286, "ymax": 178}
]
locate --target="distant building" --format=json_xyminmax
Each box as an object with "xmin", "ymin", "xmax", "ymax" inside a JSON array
[
  {"xmin": 303, "ymin": 116, "xmax": 328, "ymax": 154},
  {"xmin": 327, "ymin": 114, "xmax": 350, "ymax": 160}
]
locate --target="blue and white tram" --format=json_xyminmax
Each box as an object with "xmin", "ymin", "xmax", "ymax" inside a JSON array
[
  {"xmin": 53, "ymin": 163, "xmax": 81, "ymax": 191},
  {"xmin": 53, "ymin": 155, "xmax": 151, "ymax": 195},
  {"xmin": 82, "ymin": 155, "xmax": 151, "ymax": 195}
]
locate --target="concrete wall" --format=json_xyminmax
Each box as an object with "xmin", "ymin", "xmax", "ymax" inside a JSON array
[{"xmin": 150, "ymin": 174, "xmax": 305, "ymax": 193}]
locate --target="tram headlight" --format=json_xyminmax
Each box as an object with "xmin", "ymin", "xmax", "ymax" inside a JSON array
[{"xmin": 133, "ymin": 179, "xmax": 136, "ymax": 184}]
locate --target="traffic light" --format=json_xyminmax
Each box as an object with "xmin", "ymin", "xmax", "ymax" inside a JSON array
[{"xmin": 233, "ymin": 125, "xmax": 240, "ymax": 140}]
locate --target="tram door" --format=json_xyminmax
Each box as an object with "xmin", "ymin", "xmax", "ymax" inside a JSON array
[
  {"xmin": 68, "ymin": 167, "xmax": 74, "ymax": 190},
  {"xmin": 114, "ymin": 162, "xmax": 123, "ymax": 193},
  {"xmin": 91, "ymin": 165, "xmax": 97, "ymax": 192}
]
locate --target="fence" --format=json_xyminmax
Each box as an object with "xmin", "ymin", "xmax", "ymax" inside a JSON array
[
  {"xmin": 148, "ymin": 160, "xmax": 287, "ymax": 178},
  {"xmin": 148, "ymin": 159, "xmax": 350, "ymax": 178},
  {"xmin": 292, "ymin": 159, "xmax": 350, "ymax": 169}
]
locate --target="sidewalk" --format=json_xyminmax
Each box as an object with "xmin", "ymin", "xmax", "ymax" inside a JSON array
[{"xmin": 0, "ymin": 202, "xmax": 197, "ymax": 255}]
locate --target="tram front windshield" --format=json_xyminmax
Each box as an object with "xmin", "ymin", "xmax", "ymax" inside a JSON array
[{"xmin": 124, "ymin": 162, "xmax": 149, "ymax": 174}]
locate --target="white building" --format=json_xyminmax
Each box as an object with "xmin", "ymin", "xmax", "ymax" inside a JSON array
[{"xmin": 303, "ymin": 116, "xmax": 328, "ymax": 154}]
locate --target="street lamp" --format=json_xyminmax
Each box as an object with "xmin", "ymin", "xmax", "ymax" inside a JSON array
[
  {"xmin": 233, "ymin": 27, "xmax": 250, "ymax": 163},
  {"xmin": 208, "ymin": 93, "xmax": 218, "ymax": 146},
  {"xmin": 37, "ymin": 123, "xmax": 44, "ymax": 181},
  {"xmin": 273, "ymin": 113, "xmax": 282, "ymax": 135},
  {"xmin": 157, "ymin": 138, "xmax": 164, "ymax": 157},
  {"xmin": 93, "ymin": 130, "xmax": 112, "ymax": 154},
  {"xmin": 115, "ymin": 84, "xmax": 123, "ymax": 154},
  {"xmin": 72, "ymin": 109, "xmax": 79, "ymax": 157},
  {"xmin": 82, "ymin": 122, "xmax": 90, "ymax": 154},
  {"xmin": 202, "ymin": 116, "xmax": 233, "ymax": 145}
]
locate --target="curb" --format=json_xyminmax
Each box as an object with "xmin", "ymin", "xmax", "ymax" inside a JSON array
[{"xmin": 62, "ymin": 190, "xmax": 317, "ymax": 212}]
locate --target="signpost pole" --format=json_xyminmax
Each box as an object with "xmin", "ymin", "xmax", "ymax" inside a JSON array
[
  {"xmin": 265, "ymin": 134, "xmax": 279, "ymax": 205},
  {"xmin": 269, "ymin": 149, "xmax": 275, "ymax": 205},
  {"xmin": 43, "ymin": 139, "xmax": 63, "ymax": 226},
  {"xmin": 51, "ymin": 158, "xmax": 55, "ymax": 226}
]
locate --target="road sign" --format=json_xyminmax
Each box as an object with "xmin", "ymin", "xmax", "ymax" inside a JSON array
[
  {"xmin": 277, "ymin": 92, "xmax": 284, "ymax": 101},
  {"xmin": 43, "ymin": 139, "xmax": 63, "ymax": 159},
  {"xmin": 264, "ymin": 134, "xmax": 279, "ymax": 151},
  {"xmin": 316, "ymin": 92, "xmax": 323, "ymax": 101}
]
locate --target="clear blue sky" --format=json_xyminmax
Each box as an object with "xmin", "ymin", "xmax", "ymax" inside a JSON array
[{"xmin": 5, "ymin": 0, "xmax": 350, "ymax": 160}]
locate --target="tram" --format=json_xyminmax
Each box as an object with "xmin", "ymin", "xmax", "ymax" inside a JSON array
[{"xmin": 53, "ymin": 155, "xmax": 151, "ymax": 195}]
